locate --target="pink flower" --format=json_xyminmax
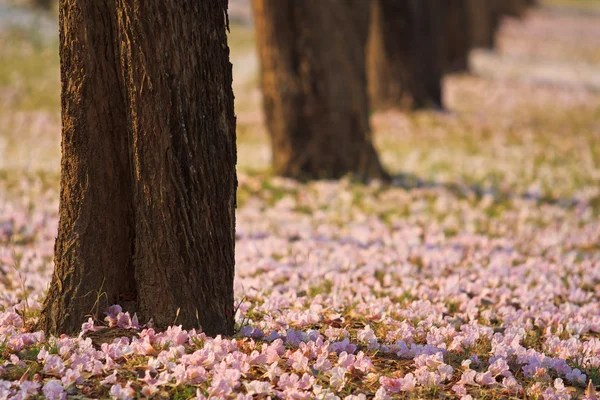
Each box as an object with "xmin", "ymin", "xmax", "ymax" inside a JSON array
[
  {"xmin": 244, "ymin": 380, "xmax": 272, "ymax": 395},
  {"xmin": 105, "ymin": 305, "xmax": 122, "ymax": 326},
  {"xmin": 209, "ymin": 378, "xmax": 233, "ymax": 398},
  {"xmin": 289, "ymin": 350, "xmax": 309, "ymax": 371},
  {"xmin": 278, "ymin": 373, "xmax": 300, "ymax": 390},
  {"xmin": 438, "ymin": 364, "xmax": 454, "ymax": 381},
  {"xmin": 345, "ymin": 394, "xmax": 367, "ymax": 400},
  {"xmin": 297, "ymin": 373, "xmax": 315, "ymax": 390},
  {"xmin": 43, "ymin": 355, "xmax": 65, "ymax": 375},
  {"xmin": 329, "ymin": 367, "xmax": 347, "ymax": 391},
  {"xmin": 329, "ymin": 338, "xmax": 357, "ymax": 354},
  {"xmin": 265, "ymin": 362, "xmax": 282, "ymax": 381},
  {"xmin": 61, "ymin": 368, "xmax": 82, "ymax": 387},
  {"xmin": 42, "ymin": 380, "xmax": 66, "ymax": 400},
  {"xmin": 379, "ymin": 373, "xmax": 416, "ymax": 393},
  {"xmin": 415, "ymin": 366, "xmax": 442, "ymax": 387},
  {"xmin": 476, "ymin": 371, "xmax": 496, "ymax": 386},
  {"xmin": 285, "ymin": 330, "xmax": 306, "ymax": 346},
  {"xmin": 185, "ymin": 366, "xmax": 207, "ymax": 384},
  {"xmin": 458, "ymin": 370, "xmax": 477, "ymax": 386},
  {"xmin": 164, "ymin": 325, "xmax": 189, "ymax": 346},
  {"xmin": 81, "ymin": 317, "xmax": 100, "ymax": 334},
  {"xmin": 357, "ymin": 325, "xmax": 379, "ymax": 349},
  {"xmin": 337, "ymin": 352, "xmax": 356, "ymax": 369},
  {"xmin": 488, "ymin": 357, "xmax": 511, "ymax": 377},
  {"xmin": 239, "ymin": 326, "xmax": 264, "ymax": 338},
  {"xmin": 109, "ymin": 382, "xmax": 134, "ymax": 400},
  {"xmin": 313, "ymin": 355, "xmax": 332, "ymax": 372},
  {"xmin": 566, "ymin": 368, "xmax": 587, "ymax": 385},
  {"xmin": 100, "ymin": 371, "xmax": 118, "ymax": 386},
  {"xmin": 353, "ymin": 351, "xmax": 374, "ymax": 373},
  {"xmin": 452, "ymin": 383, "xmax": 468, "ymax": 396},
  {"xmin": 18, "ymin": 381, "xmax": 40, "ymax": 399},
  {"xmin": 116, "ymin": 312, "xmax": 136, "ymax": 329},
  {"xmin": 502, "ymin": 376, "xmax": 523, "ymax": 394},
  {"xmin": 140, "ymin": 384, "xmax": 159, "ymax": 398},
  {"xmin": 374, "ymin": 387, "xmax": 391, "ymax": 400}
]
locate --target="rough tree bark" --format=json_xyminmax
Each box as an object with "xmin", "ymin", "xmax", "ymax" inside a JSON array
[
  {"xmin": 367, "ymin": 0, "xmax": 445, "ymax": 110},
  {"xmin": 252, "ymin": 0, "xmax": 387, "ymax": 180},
  {"xmin": 37, "ymin": 0, "xmax": 236, "ymax": 337}
]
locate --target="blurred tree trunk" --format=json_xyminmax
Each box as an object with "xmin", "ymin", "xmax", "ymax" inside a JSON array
[
  {"xmin": 31, "ymin": 0, "xmax": 54, "ymax": 10},
  {"xmin": 466, "ymin": 0, "xmax": 500, "ymax": 49},
  {"xmin": 444, "ymin": 0, "xmax": 535, "ymax": 72},
  {"xmin": 37, "ymin": 0, "xmax": 236, "ymax": 337},
  {"xmin": 367, "ymin": 0, "xmax": 445, "ymax": 110},
  {"xmin": 444, "ymin": 0, "xmax": 471, "ymax": 72},
  {"xmin": 252, "ymin": 0, "xmax": 388, "ymax": 180},
  {"xmin": 497, "ymin": 0, "xmax": 534, "ymax": 17}
]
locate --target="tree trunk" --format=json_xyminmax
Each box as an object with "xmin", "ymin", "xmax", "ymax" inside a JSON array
[
  {"xmin": 31, "ymin": 0, "xmax": 54, "ymax": 10},
  {"xmin": 252, "ymin": 0, "xmax": 387, "ymax": 180},
  {"xmin": 497, "ymin": 0, "xmax": 533, "ymax": 17},
  {"xmin": 367, "ymin": 0, "xmax": 445, "ymax": 110},
  {"xmin": 444, "ymin": 0, "xmax": 471, "ymax": 72},
  {"xmin": 466, "ymin": 0, "xmax": 500, "ymax": 49},
  {"xmin": 37, "ymin": 0, "xmax": 236, "ymax": 337}
]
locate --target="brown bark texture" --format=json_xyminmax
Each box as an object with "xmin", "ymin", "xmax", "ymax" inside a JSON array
[
  {"xmin": 367, "ymin": 0, "xmax": 445, "ymax": 110},
  {"xmin": 37, "ymin": 0, "xmax": 237, "ymax": 337},
  {"xmin": 252, "ymin": 0, "xmax": 388, "ymax": 181},
  {"xmin": 466, "ymin": 0, "xmax": 501, "ymax": 49},
  {"xmin": 444, "ymin": 0, "xmax": 471, "ymax": 72},
  {"xmin": 444, "ymin": 0, "xmax": 535, "ymax": 72}
]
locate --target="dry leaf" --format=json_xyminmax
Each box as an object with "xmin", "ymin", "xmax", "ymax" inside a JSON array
[{"xmin": 585, "ymin": 380, "xmax": 598, "ymax": 400}]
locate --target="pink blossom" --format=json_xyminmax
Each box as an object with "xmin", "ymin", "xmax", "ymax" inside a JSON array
[
  {"xmin": 244, "ymin": 380, "xmax": 272, "ymax": 395},
  {"xmin": 61, "ymin": 368, "xmax": 81, "ymax": 387},
  {"xmin": 209, "ymin": 378, "xmax": 233, "ymax": 398},
  {"xmin": 337, "ymin": 351, "xmax": 356, "ymax": 369},
  {"xmin": 476, "ymin": 371, "xmax": 496, "ymax": 386},
  {"xmin": 100, "ymin": 371, "xmax": 118, "ymax": 386},
  {"xmin": 566, "ymin": 368, "xmax": 587, "ymax": 385},
  {"xmin": 109, "ymin": 382, "xmax": 134, "ymax": 400},
  {"xmin": 357, "ymin": 325, "xmax": 379, "ymax": 349},
  {"xmin": 452, "ymin": 383, "xmax": 468, "ymax": 396},
  {"xmin": 488, "ymin": 357, "xmax": 511, "ymax": 377},
  {"xmin": 42, "ymin": 380, "xmax": 66, "ymax": 400},
  {"xmin": 43, "ymin": 355, "xmax": 65, "ymax": 376},
  {"xmin": 313, "ymin": 355, "xmax": 332, "ymax": 372},
  {"xmin": 379, "ymin": 373, "xmax": 416, "ymax": 392},
  {"xmin": 353, "ymin": 351, "xmax": 374, "ymax": 373},
  {"xmin": 502, "ymin": 376, "xmax": 523, "ymax": 394},
  {"xmin": 140, "ymin": 384, "xmax": 159, "ymax": 398},
  {"xmin": 278, "ymin": 373, "xmax": 301, "ymax": 390},
  {"xmin": 17, "ymin": 381, "xmax": 40, "ymax": 399},
  {"xmin": 373, "ymin": 387, "xmax": 391, "ymax": 400},
  {"xmin": 329, "ymin": 338, "xmax": 357, "ymax": 354},
  {"xmin": 458, "ymin": 370, "xmax": 477, "ymax": 386},
  {"xmin": 289, "ymin": 349, "xmax": 309, "ymax": 371},
  {"xmin": 329, "ymin": 366, "xmax": 347, "ymax": 391}
]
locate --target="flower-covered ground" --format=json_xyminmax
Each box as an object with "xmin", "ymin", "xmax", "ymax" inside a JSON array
[{"xmin": 2, "ymin": 3, "xmax": 600, "ymax": 400}]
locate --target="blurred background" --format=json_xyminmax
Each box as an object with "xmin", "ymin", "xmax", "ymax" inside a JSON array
[{"xmin": 0, "ymin": 0, "xmax": 599, "ymax": 201}]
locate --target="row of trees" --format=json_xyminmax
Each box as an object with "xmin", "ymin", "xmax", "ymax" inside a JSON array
[
  {"xmin": 39, "ymin": 0, "xmax": 534, "ymax": 337},
  {"xmin": 253, "ymin": 0, "xmax": 535, "ymax": 180}
]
